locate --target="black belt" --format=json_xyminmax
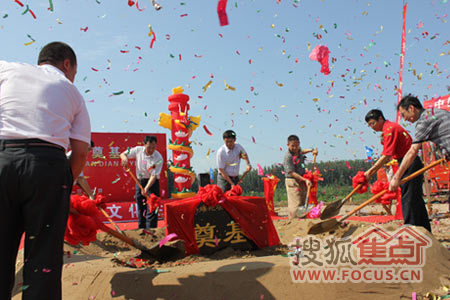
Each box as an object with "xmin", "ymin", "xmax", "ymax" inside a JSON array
[
  {"xmin": 219, "ymin": 174, "xmax": 238, "ymax": 179},
  {"xmin": 0, "ymin": 139, "xmax": 64, "ymax": 151}
]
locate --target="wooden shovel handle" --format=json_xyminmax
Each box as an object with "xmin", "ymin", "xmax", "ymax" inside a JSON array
[
  {"xmin": 99, "ymin": 207, "xmax": 125, "ymax": 234},
  {"xmin": 98, "ymin": 223, "xmax": 147, "ymax": 252},
  {"xmin": 344, "ymin": 183, "xmax": 363, "ymax": 203},
  {"xmin": 69, "ymin": 207, "xmax": 147, "ymax": 252},
  {"xmin": 126, "ymin": 168, "xmax": 146, "ymax": 195},
  {"xmin": 342, "ymin": 158, "xmax": 444, "ymax": 221},
  {"xmin": 312, "ymin": 150, "xmax": 318, "ymax": 170},
  {"xmin": 238, "ymin": 169, "xmax": 251, "ymax": 185},
  {"xmin": 399, "ymin": 158, "xmax": 444, "ymax": 184},
  {"xmin": 125, "ymin": 168, "xmax": 157, "ymax": 212},
  {"xmin": 305, "ymin": 182, "xmax": 311, "ymax": 206},
  {"xmin": 341, "ymin": 190, "xmax": 387, "ymax": 222}
]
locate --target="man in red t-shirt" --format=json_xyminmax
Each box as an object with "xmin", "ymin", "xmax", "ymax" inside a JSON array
[{"xmin": 364, "ymin": 109, "xmax": 431, "ymax": 232}]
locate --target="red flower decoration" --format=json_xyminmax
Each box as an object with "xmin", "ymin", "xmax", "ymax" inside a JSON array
[
  {"xmin": 370, "ymin": 180, "xmax": 398, "ymax": 205},
  {"xmin": 352, "ymin": 171, "xmax": 369, "ymax": 194},
  {"xmin": 198, "ymin": 184, "xmax": 225, "ymax": 206},
  {"xmin": 64, "ymin": 195, "xmax": 104, "ymax": 246},
  {"xmin": 225, "ymin": 184, "xmax": 243, "ymax": 197},
  {"xmin": 148, "ymin": 194, "xmax": 161, "ymax": 212}
]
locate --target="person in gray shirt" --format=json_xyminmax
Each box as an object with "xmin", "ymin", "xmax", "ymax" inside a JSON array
[
  {"xmin": 390, "ymin": 94, "xmax": 449, "ymax": 212},
  {"xmin": 283, "ymin": 135, "xmax": 317, "ymax": 219}
]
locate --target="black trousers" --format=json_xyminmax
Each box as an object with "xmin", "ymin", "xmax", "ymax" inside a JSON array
[
  {"xmin": 135, "ymin": 178, "xmax": 159, "ymax": 229},
  {"xmin": 217, "ymin": 174, "xmax": 239, "ymax": 192},
  {"xmin": 399, "ymin": 156, "xmax": 431, "ymax": 232},
  {"xmin": 0, "ymin": 141, "xmax": 73, "ymax": 300}
]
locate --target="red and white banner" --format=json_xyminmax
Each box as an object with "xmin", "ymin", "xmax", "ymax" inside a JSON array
[
  {"xmin": 423, "ymin": 94, "xmax": 450, "ymax": 111},
  {"xmin": 73, "ymin": 132, "xmax": 169, "ymax": 204},
  {"xmin": 98, "ymin": 199, "xmax": 178, "ymax": 222}
]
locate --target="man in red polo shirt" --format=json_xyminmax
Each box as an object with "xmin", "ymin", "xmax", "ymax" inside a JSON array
[{"xmin": 364, "ymin": 109, "xmax": 431, "ymax": 232}]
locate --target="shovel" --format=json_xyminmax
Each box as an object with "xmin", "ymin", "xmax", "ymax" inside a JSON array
[
  {"xmin": 99, "ymin": 206, "xmax": 126, "ymax": 235},
  {"xmin": 320, "ymin": 183, "xmax": 363, "ymax": 220},
  {"xmin": 125, "ymin": 168, "xmax": 158, "ymax": 213},
  {"xmin": 308, "ymin": 158, "xmax": 444, "ymax": 235},
  {"xmin": 69, "ymin": 206, "xmax": 181, "ymax": 260},
  {"xmin": 297, "ymin": 150, "xmax": 318, "ymax": 219},
  {"xmin": 238, "ymin": 168, "xmax": 251, "ymax": 185},
  {"xmin": 97, "ymin": 223, "xmax": 183, "ymax": 260},
  {"xmin": 297, "ymin": 184, "xmax": 312, "ymax": 219}
]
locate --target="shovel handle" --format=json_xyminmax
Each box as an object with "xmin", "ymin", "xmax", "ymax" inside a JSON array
[
  {"xmin": 125, "ymin": 168, "xmax": 158, "ymax": 213},
  {"xmin": 341, "ymin": 158, "xmax": 445, "ymax": 222},
  {"xmin": 99, "ymin": 207, "xmax": 125, "ymax": 234},
  {"xmin": 238, "ymin": 169, "xmax": 251, "ymax": 185},
  {"xmin": 341, "ymin": 190, "xmax": 388, "ymax": 222},
  {"xmin": 98, "ymin": 223, "xmax": 148, "ymax": 252},
  {"xmin": 344, "ymin": 183, "xmax": 363, "ymax": 203},
  {"xmin": 312, "ymin": 150, "xmax": 318, "ymax": 171},
  {"xmin": 125, "ymin": 168, "xmax": 146, "ymax": 195},
  {"xmin": 303, "ymin": 183, "xmax": 311, "ymax": 209},
  {"xmin": 70, "ymin": 207, "xmax": 147, "ymax": 253}
]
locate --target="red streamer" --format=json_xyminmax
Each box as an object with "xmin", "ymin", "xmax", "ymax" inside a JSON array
[
  {"xmin": 203, "ymin": 125, "xmax": 213, "ymax": 136},
  {"xmin": 14, "ymin": 0, "xmax": 24, "ymax": 7},
  {"xmin": 135, "ymin": 0, "xmax": 144, "ymax": 11},
  {"xmin": 217, "ymin": 0, "xmax": 229, "ymax": 26},
  {"xmin": 150, "ymin": 31, "xmax": 156, "ymax": 48},
  {"xmin": 28, "ymin": 8, "xmax": 36, "ymax": 19}
]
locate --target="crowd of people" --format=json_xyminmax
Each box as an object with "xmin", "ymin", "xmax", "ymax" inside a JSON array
[{"xmin": 1, "ymin": 41, "xmax": 449, "ymax": 299}]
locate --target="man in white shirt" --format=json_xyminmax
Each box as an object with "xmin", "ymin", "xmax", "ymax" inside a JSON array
[
  {"xmin": 216, "ymin": 130, "xmax": 252, "ymax": 192},
  {"xmin": 120, "ymin": 135, "xmax": 163, "ymax": 228},
  {"xmin": 0, "ymin": 42, "xmax": 91, "ymax": 300}
]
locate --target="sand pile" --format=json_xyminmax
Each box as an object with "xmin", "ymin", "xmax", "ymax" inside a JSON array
[{"xmin": 12, "ymin": 205, "xmax": 450, "ymax": 300}]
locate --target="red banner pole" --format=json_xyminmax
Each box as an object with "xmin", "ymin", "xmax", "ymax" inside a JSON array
[{"xmin": 396, "ymin": 2, "xmax": 408, "ymax": 123}]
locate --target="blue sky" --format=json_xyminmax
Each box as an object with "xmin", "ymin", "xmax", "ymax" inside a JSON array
[{"xmin": 0, "ymin": 0, "xmax": 448, "ymax": 173}]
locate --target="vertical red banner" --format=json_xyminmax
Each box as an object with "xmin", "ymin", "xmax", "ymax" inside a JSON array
[{"xmin": 396, "ymin": 2, "xmax": 408, "ymax": 123}]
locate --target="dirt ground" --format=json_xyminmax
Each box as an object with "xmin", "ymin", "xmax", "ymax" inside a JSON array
[{"xmin": 12, "ymin": 202, "xmax": 450, "ymax": 300}]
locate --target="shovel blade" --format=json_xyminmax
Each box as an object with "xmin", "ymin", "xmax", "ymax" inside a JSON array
[
  {"xmin": 146, "ymin": 239, "xmax": 186, "ymax": 261},
  {"xmin": 307, "ymin": 219, "xmax": 340, "ymax": 235},
  {"xmin": 320, "ymin": 199, "xmax": 345, "ymax": 220}
]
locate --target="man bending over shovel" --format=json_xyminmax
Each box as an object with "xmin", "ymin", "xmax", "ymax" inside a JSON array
[
  {"xmin": 389, "ymin": 94, "xmax": 449, "ymax": 214},
  {"xmin": 364, "ymin": 109, "xmax": 431, "ymax": 232},
  {"xmin": 120, "ymin": 135, "xmax": 163, "ymax": 229}
]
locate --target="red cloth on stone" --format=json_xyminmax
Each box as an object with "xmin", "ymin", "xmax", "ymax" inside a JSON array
[
  {"xmin": 370, "ymin": 180, "xmax": 398, "ymax": 205},
  {"xmin": 352, "ymin": 171, "xmax": 369, "ymax": 194},
  {"xmin": 165, "ymin": 184, "xmax": 280, "ymax": 255}
]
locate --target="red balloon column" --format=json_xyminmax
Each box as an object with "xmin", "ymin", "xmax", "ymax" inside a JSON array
[{"xmin": 159, "ymin": 87, "xmax": 200, "ymax": 198}]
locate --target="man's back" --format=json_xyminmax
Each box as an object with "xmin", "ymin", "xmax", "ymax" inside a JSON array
[{"xmin": 0, "ymin": 61, "xmax": 89, "ymax": 150}]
